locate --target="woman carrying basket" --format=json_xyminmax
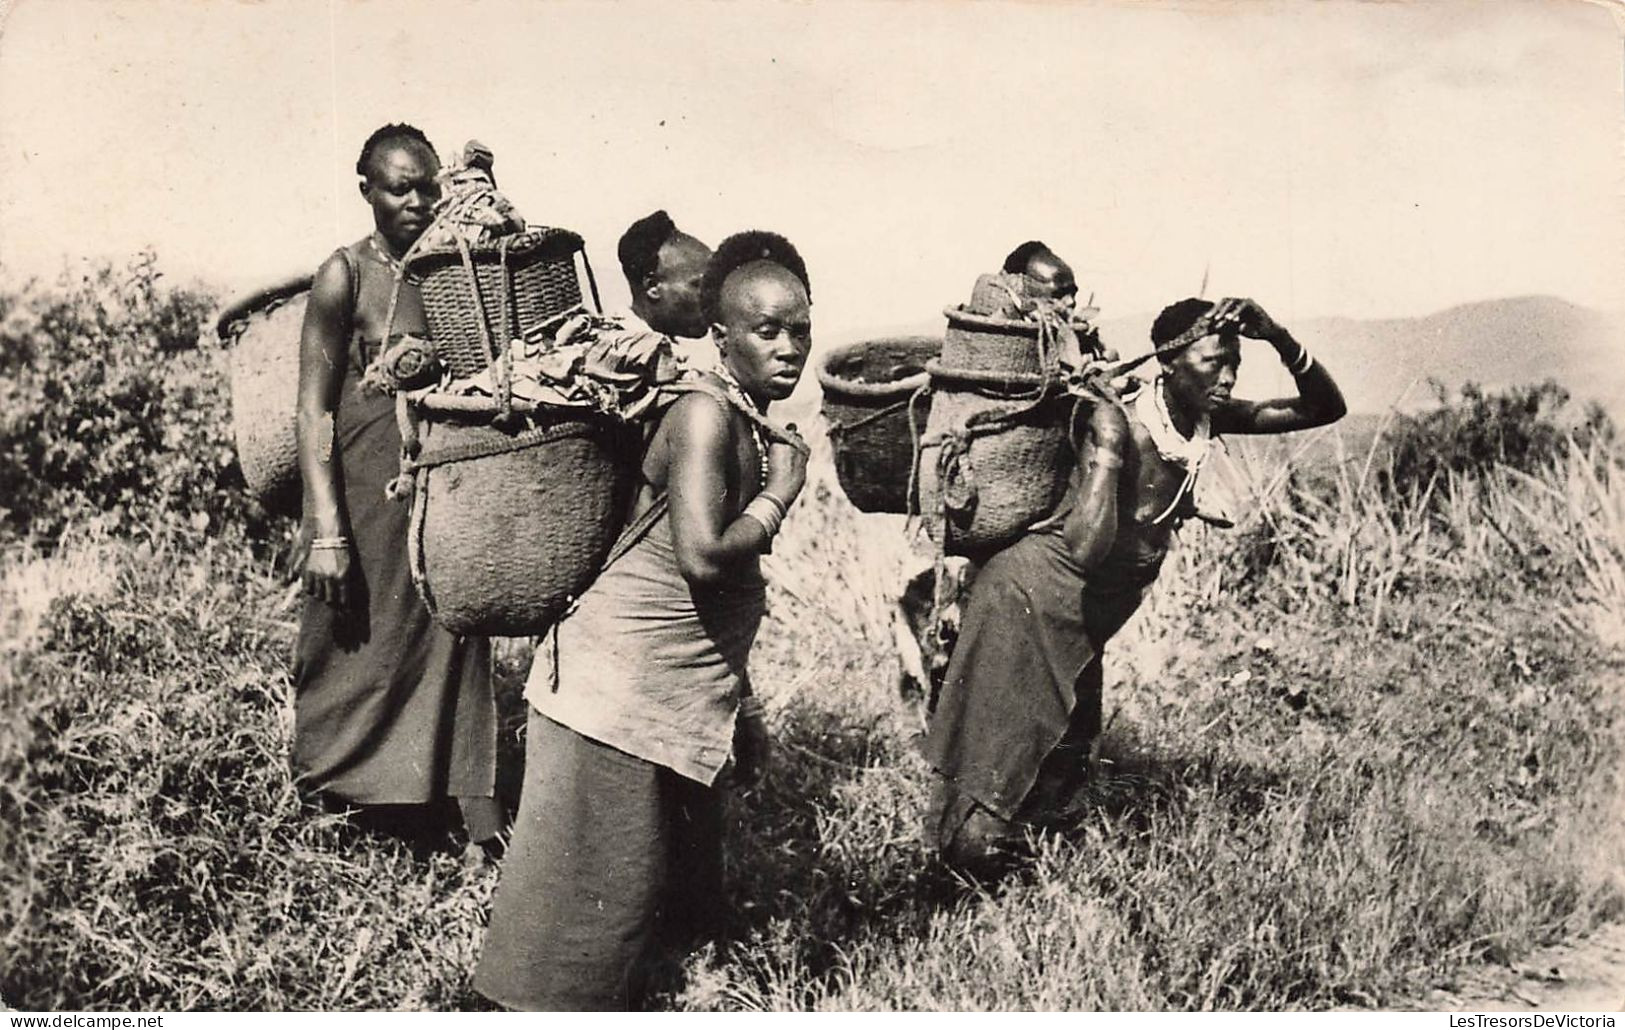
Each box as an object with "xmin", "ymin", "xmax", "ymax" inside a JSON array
[
  {"xmin": 292, "ymin": 124, "xmax": 502, "ymax": 851},
  {"xmin": 924, "ymin": 296, "xmax": 1346, "ymax": 872},
  {"xmin": 475, "ymin": 231, "xmax": 813, "ymax": 1011}
]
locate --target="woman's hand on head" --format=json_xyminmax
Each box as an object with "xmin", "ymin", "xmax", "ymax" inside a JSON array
[{"xmin": 1212, "ymin": 297, "xmax": 1286, "ymax": 344}]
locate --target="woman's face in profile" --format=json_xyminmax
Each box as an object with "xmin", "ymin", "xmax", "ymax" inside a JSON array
[
  {"xmin": 715, "ymin": 264, "xmax": 812, "ymax": 404},
  {"xmin": 361, "ymin": 141, "xmax": 441, "ymax": 252}
]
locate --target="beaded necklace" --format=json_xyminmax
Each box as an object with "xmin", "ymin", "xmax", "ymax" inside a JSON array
[
  {"xmin": 367, "ymin": 232, "xmax": 404, "ymax": 272},
  {"xmin": 712, "ymin": 361, "xmax": 770, "ymax": 488},
  {"xmin": 1131, "ymin": 373, "xmax": 1214, "ymax": 526}
]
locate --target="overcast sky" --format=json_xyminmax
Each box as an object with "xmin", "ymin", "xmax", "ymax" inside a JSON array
[{"xmin": 1, "ymin": 0, "xmax": 1621, "ymax": 341}]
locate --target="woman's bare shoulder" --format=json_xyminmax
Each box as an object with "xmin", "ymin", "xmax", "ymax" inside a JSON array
[
  {"xmin": 665, "ymin": 385, "xmax": 734, "ymax": 442},
  {"xmin": 309, "ymin": 245, "xmax": 360, "ymax": 302}
]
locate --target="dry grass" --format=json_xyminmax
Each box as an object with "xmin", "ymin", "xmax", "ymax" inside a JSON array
[{"xmin": 2, "ymin": 400, "xmax": 1622, "ymax": 1009}]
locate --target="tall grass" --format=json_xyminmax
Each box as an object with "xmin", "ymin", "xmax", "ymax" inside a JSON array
[
  {"xmin": 676, "ymin": 416, "xmax": 1625, "ymax": 1011},
  {"xmin": 1, "ymin": 260, "xmax": 1620, "ymax": 1009}
]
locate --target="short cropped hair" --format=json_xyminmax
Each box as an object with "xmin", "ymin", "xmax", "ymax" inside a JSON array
[
  {"xmin": 356, "ymin": 123, "xmax": 435, "ymax": 179},
  {"xmin": 700, "ymin": 230, "xmax": 811, "ymax": 326},
  {"xmin": 1151, "ymin": 298, "xmax": 1217, "ymax": 351},
  {"xmin": 617, "ymin": 210, "xmax": 681, "ymax": 288},
  {"xmin": 1002, "ymin": 240, "xmax": 1051, "ymax": 275}
]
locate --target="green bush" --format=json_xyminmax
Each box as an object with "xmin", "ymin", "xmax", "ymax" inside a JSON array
[
  {"xmin": 0, "ymin": 254, "xmax": 265, "ymax": 547},
  {"xmin": 1381, "ymin": 380, "xmax": 1615, "ymax": 501}
]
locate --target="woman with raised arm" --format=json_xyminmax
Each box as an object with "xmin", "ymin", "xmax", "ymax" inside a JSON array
[
  {"xmin": 924, "ymin": 296, "xmax": 1347, "ymax": 871},
  {"xmin": 292, "ymin": 123, "xmax": 501, "ymax": 851},
  {"xmin": 475, "ymin": 231, "xmax": 813, "ymax": 1011}
]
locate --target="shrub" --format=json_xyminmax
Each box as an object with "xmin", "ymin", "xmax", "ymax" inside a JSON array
[
  {"xmin": 1380, "ymin": 380, "xmax": 1615, "ymax": 501},
  {"xmin": 0, "ymin": 253, "xmax": 268, "ymax": 547}
]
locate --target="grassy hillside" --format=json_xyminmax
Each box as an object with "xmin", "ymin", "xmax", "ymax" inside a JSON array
[{"xmin": 2, "ymin": 260, "xmax": 1622, "ymax": 1010}]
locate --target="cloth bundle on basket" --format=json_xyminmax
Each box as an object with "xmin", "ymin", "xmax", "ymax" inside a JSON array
[
  {"xmin": 916, "ymin": 273, "xmax": 1104, "ymax": 556},
  {"xmin": 216, "ymin": 272, "xmax": 314, "ymax": 517},
  {"xmin": 351, "ymin": 140, "xmax": 659, "ymax": 638},
  {"xmin": 817, "ymin": 335, "xmax": 938, "ymax": 514}
]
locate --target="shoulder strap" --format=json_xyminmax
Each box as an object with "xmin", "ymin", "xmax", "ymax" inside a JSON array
[
  {"xmin": 662, "ymin": 375, "xmax": 807, "ymax": 451},
  {"xmin": 600, "ymin": 494, "xmax": 669, "ymax": 573}
]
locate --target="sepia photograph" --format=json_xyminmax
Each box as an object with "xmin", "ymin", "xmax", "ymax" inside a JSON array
[{"xmin": 1, "ymin": 0, "xmax": 1622, "ymax": 1013}]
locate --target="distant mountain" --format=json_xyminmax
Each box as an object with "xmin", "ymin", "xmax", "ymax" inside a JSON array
[{"xmin": 1097, "ymin": 296, "xmax": 1625, "ymax": 418}]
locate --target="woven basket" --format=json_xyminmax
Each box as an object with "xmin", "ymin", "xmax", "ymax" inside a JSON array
[
  {"xmin": 407, "ymin": 228, "xmax": 586, "ymax": 379},
  {"xmin": 217, "ymin": 273, "xmax": 312, "ymax": 516},
  {"xmin": 940, "ymin": 304, "xmax": 1059, "ymax": 380},
  {"xmin": 408, "ymin": 409, "xmax": 634, "ymax": 637},
  {"xmin": 817, "ymin": 335, "xmax": 938, "ymax": 513},
  {"xmin": 916, "ymin": 374, "xmax": 1073, "ymax": 556}
]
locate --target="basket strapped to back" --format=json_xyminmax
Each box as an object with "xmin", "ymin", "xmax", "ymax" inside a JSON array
[{"xmin": 216, "ymin": 268, "xmax": 323, "ymax": 516}]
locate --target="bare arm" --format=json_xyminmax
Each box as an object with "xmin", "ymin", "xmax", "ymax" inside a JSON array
[
  {"xmin": 1062, "ymin": 400, "xmax": 1129, "ymax": 568},
  {"xmin": 665, "ymin": 394, "xmax": 806, "ymax": 588},
  {"xmin": 1210, "ymin": 299, "xmax": 1348, "ymax": 436},
  {"xmin": 295, "ymin": 253, "xmax": 353, "ymax": 606}
]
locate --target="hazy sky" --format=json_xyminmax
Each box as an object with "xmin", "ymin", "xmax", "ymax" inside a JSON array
[{"xmin": 1, "ymin": 0, "xmax": 1621, "ymax": 341}]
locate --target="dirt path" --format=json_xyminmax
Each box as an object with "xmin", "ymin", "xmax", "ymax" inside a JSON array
[{"xmin": 1415, "ymin": 923, "xmax": 1625, "ymax": 1012}]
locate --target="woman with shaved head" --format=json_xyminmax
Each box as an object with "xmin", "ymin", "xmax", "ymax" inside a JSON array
[{"xmin": 476, "ymin": 232, "xmax": 813, "ymax": 1011}]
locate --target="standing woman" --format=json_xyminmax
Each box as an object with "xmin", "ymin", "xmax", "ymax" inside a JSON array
[
  {"xmin": 475, "ymin": 231, "xmax": 813, "ymax": 1011},
  {"xmin": 292, "ymin": 123, "xmax": 502, "ymax": 849}
]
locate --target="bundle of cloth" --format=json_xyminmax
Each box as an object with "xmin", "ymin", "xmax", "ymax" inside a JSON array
[{"xmin": 436, "ymin": 305, "xmax": 688, "ymax": 421}]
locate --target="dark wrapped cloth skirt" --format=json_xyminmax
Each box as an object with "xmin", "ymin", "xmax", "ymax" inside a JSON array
[
  {"xmin": 475, "ymin": 711, "xmax": 723, "ymax": 1011},
  {"xmin": 291, "ymin": 364, "xmax": 497, "ymax": 816},
  {"xmin": 921, "ymin": 529, "xmax": 1157, "ymax": 850}
]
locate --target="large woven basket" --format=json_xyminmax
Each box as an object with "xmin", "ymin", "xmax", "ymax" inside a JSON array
[
  {"xmin": 408, "ymin": 409, "xmax": 634, "ymax": 637},
  {"xmin": 217, "ymin": 273, "xmax": 312, "ymax": 517},
  {"xmin": 817, "ymin": 335, "xmax": 938, "ymax": 513},
  {"xmin": 916, "ymin": 372, "xmax": 1073, "ymax": 556},
  {"xmin": 407, "ymin": 228, "xmax": 587, "ymax": 379}
]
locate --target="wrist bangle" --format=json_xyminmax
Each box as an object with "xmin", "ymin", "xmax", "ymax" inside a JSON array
[
  {"xmin": 739, "ymin": 695, "xmax": 766, "ymax": 720},
  {"xmin": 755, "ymin": 490, "xmax": 790, "ymax": 521},
  {"xmin": 740, "ymin": 495, "xmax": 785, "ymax": 537},
  {"xmin": 1286, "ymin": 346, "xmax": 1313, "ymax": 375},
  {"xmin": 309, "ymin": 536, "xmax": 350, "ymax": 550}
]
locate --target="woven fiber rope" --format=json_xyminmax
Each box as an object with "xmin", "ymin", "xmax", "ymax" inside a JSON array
[
  {"xmin": 408, "ymin": 228, "xmax": 586, "ymax": 380},
  {"xmin": 817, "ymin": 335, "xmax": 939, "ymax": 513},
  {"xmin": 217, "ymin": 273, "xmax": 314, "ymax": 517},
  {"xmin": 407, "ymin": 408, "xmax": 635, "ymax": 637}
]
